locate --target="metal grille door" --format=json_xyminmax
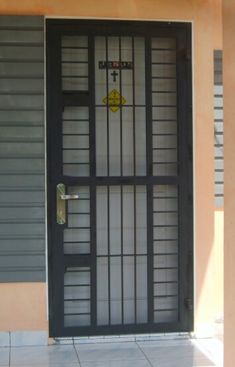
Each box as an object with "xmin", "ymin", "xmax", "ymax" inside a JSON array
[{"xmin": 47, "ymin": 20, "xmax": 193, "ymax": 337}]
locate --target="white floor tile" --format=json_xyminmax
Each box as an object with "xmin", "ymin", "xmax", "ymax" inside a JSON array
[
  {"xmin": 75, "ymin": 342, "xmax": 144, "ymax": 362},
  {"xmin": 192, "ymin": 339, "xmax": 223, "ymax": 366},
  {"xmin": 10, "ymin": 345, "xmax": 79, "ymax": 365},
  {"xmin": 11, "ymin": 331, "xmax": 47, "ymax": 347},
  {"xmin": 138, "ymin": 339, "xmax": 192, "ymax": 348},
  {"xmin": 138, "ymin": 342, "xmax": 215, "ymax": 367},
  {"xmin": 0, "ymin": 348, "xmax": 9, "ymax": 365},
  {"xmin": 0, "ymin": 333, "xmax": 9, "ymax": 347},
  {"xmin": 81, "ymin": 360, "xmax": 151, "ymax": 367},
  {"xmin": 10, "ymin": 365, "xmax": 80, "ymax": 367}
]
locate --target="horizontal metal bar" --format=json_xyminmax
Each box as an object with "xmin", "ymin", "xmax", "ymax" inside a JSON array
[
  {"xmin": 64, "ymin": 312, "xmax": 90, "ymax": 316},
  {"xmin": 63, "ymin": 119, "xmax": 89, "ymax": 122},
  {"xmin": 64, "ymin": 241, "xmax": 90, "ymax": 244},
  {"xmin": 62, "ymin": 46, "xmax": 88, "ymax": 50},
  {"xmin": 63, "ymin": 133, "xmax": 89, "ymax": 136},
  {"xmin": 63, "ymin": 162, "xmax": 89, "ymax": 165},
  {"xmin": 96, "ymin": 253, "xmax": 147, "ymax": 258},
  {"xmin": 68, "ymin": 226, "xmax": 91, "ymax": 230},
  {"xmin": 67, "ymin": 212, "xmax": 90, "ymax": 215},
  {"xmin": 153, "ymin": 280, "xmax": 178, "ymax": 284},
  {"xmin": 64, "ymin": 254, "xmax": 91, "ymax": 267},
  {"xmin": 60, "ymin": 176, "xmax": 179, "ymax": 186},
  {"xmin": 153, "ymin": 224, "xmax": 178, "ymax": 228},
  {"xmin": 151, "ymin": 48, "xmax": 176, "ymax": 51},
  {"xmin": 61, "ymin": 321, "xmax": 182, "ymax": 337},
  {"xmin": 152, "ymin": 162, "xmax": 177, "ymax": 165},
  {"xmin": 152, "ymin": 91, "xmax": 176, "ymax": 94},
  {"xmin": 153, "ymin": 294, "xmax": 178, "ymax": 298},
  {"xmin": 62, "ymin": 75, "xmax": 88, "ymax": 78},
  {"xmin": 153, "ymin": 308, "xmax": 178, "ymax": 312},
  {"xmin": 154, "ymin": 253, "xmax": 178, "ymax": 256},
  {"xmin": 152, "ymin": 105, "xmax": 177, "ymax": 108},
  {"xmin": 152, "ymin": 77, "xmax": 176, "ymax": 80},
  {"xmin": 152, "ymin": 119, "xmax": 176, "ymax": 122},
  {"xmin": 151, "ymin": 62, "xmax": 176, "ymax": 65},
  {"xmin": 62, "ymin": 61, "xmax": 88, "ymax": 64},
  {"xmin": 153, "ymin": 210, "xmax": 177, "ymax": 213},
  {"xmin": 153, "ymin": 267, "xmax": 178, "ymax": 270},
  {"xmin": 153, "ymin": 240, "xmax": 178, "ymax": 243},
  {"xmin": 152, "ymin": 133, "xmax": 177, "ymax": 136},
  {"xmin": 66, "ymin": 284, "xmax": 90, "ymax": 287},
  {"xmin": 64, "ymin": 298, "xmax": 91, "ymax": 302}
]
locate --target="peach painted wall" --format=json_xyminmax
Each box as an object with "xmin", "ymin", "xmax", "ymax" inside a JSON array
[
  {"xmin": 223, "ymin": 0, "xmax": 235, "ymax": 365},
  {"xmin": 0, "ymin": 283, "xmax": 47, "ymax": 331},
  {"xmin": 0, "ymin": 0, "xmax": 223, "ymax": 334}
]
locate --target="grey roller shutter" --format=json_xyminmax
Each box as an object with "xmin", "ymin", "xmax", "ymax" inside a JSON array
[{"xmin": 0, "ymin": 16, "xmax": 45, "ymax": 282}]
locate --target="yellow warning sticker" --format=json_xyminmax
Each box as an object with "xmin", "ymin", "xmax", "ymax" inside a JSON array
[{"xmin": 102, "ymin": 89, "xmax": 126, "ymax": 112}]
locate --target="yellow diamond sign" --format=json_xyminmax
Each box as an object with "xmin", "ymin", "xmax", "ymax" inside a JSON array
[{"xmin": 102, "ymin": 89, "xmax": 126, "ymax": 112}]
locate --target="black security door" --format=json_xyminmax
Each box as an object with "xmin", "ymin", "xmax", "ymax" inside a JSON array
[{"xmin": 47, "ymin": 20, "xmax": 193, "ymax": 337}]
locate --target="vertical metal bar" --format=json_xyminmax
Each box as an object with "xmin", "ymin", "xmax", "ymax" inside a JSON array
[
  {"xmin": 176, "ymin": 27, "xmax": 194, "ymax": 330},
  {"xmin": 145, "ymin": 36, "xmax": 154, "ymax": 324},
  {"xmin": 105, "ymin": 37, "xmax": 111, "ymax": 325},
  {"xmin": 107, "ymin": 185, "xmax": 111, "ymax": 325},
  {"xmin": 119, "ymin": 37, "xmax": 123, "ymax": 177},
  {"xmin": 145, "ymin": 36, "xmax": 153, "ymax": 178},
  {"xmin": 147, "ymin": 183, "xmax": 154, "ymax": 324},
  {"xmin": 121, "ymin": 185, "xmax": 124, "ymax": 324},
  {"xmin": 89, "ymin": 38, "xmax": 96, "ymax": 177},
  {"xmin": 105, "ymin": 36, "xmax": 110, "ymax": 177},
  {"xmin": 88, "ymin": 35, "xmax": 97, "ymax": 327},
  {"xmin": 119, "ymin": 37, "xmax": 124, "ymax": 324},
  {"xmin": 132, "ymin": 37, "xmax": 136, "ymax": 177},
  {"xmin": 134, "ymin": 184, "xmax": 137, "ymax": 324},
  {"xmin": 132, "ymin": 36, "xmax": 137, "ymax": 324},
  {"xmin": 47, "ymin": 28, "xmax": 65, "ymax": 336}
]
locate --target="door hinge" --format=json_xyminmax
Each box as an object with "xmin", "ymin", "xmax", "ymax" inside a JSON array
[
  {"xmin": 184, "ymin": 47, "xmax": 191, "ymax": 61},
  {"xmin": 188, "ymin": 194, "xmax": 193, "ymax": 205},
  {"xmin": 188, "ymin": 144, "xmax": 193, "ymax": 161},
  {"xmin": 184, "ymin": 298, "xmax": 193, "ymax": 311}
]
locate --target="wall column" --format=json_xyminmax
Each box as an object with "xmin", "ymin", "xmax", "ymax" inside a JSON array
[{"xmin": 223, "ymin": 1, "xmax": 235, "ymax": 366}]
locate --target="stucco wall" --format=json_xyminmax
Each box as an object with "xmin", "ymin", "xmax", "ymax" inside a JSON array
[
  {"xmin": 0, "ymin": 0, "xmax": 223, "ymax": 336},
  {"xmin": 223, "ymin": 0, "xmax": 235, "ymax": 365}
]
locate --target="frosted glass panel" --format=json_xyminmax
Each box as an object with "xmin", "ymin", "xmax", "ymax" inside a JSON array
[
  {"xmin": 62, "ymin": 107, "xmax": 90, "ymax": 177},
  {"xmin": 64, "ymin": 186, "xmax": 90, "ymax": 255},
  {"xmin": 96, "ymin": 185, "xmax": 148, "ymax": 325},
  {"xmin": 151, "ymin": 37, "xmax": 178, "ymax": 177},
  {"xmin": 153, "ymin": 185, "xmax": 179, "ymax": 323},
  {"xmin": 64, "ymin": 268, "xmax": 91, "ymax": 327},
  {"xmin": 96, "ymin": 186, "xmax": 108, "ymax": 256},
  {"xmin": 62, "ymin": 36, "xmax": 88, "ymax": 91},
  {"xmin": 109, "ymin": 186, "xmax": 121, "ymax": 255},
  {"xmin": 136, "ymin": 186, "xmax": 147, "ymax": 254},
  {"xmin": 123, "ymin": 186, "xmax": 134, "ymax": 254},
  {"xmin": 134, "ymin": 37, "xmax": 145, "ymax": 105},
  {"xmin": 136, "ymin": 256, "xmax": 148, "ymax": 323},
  {"xmin": 95, "ymin": 36, "xmax": 146, "ymax": 177}
]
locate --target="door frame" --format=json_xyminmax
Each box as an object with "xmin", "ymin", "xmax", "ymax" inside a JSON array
[{"xmin": 46, "ymin": 19, "xmax": 193, "ymax": 337}]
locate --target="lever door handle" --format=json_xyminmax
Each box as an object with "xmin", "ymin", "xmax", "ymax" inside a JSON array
[
  {"xmin": 57, "ymin": 183, "xmax": 80, "ymax": 224},
  {"xmin": 60, "ymin": 194, "xmax": 79, "ymax": 200}
]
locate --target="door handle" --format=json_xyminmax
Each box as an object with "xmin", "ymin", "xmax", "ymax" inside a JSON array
[
  {"xmin": 60, "ymin": 194, "xmax": 79, "ymax": 200},
  {"xmin": 56, "ymin": 183, "xmax": 79, "ymax": 224}
]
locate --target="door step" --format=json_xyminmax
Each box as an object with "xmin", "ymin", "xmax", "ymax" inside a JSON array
[{"xmin": 54, "ymin": 332, "xmax": 190, "ymax": 345}]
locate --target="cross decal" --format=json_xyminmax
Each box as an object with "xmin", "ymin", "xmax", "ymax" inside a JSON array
[{"xmin": 111, "ymin": 70, "xmax": 118, "ymax": 82}]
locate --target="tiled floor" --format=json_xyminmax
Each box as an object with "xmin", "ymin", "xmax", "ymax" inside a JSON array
[{"xmin": 0, "ymin": 338, "xmax": 223, "ymax": 367}]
